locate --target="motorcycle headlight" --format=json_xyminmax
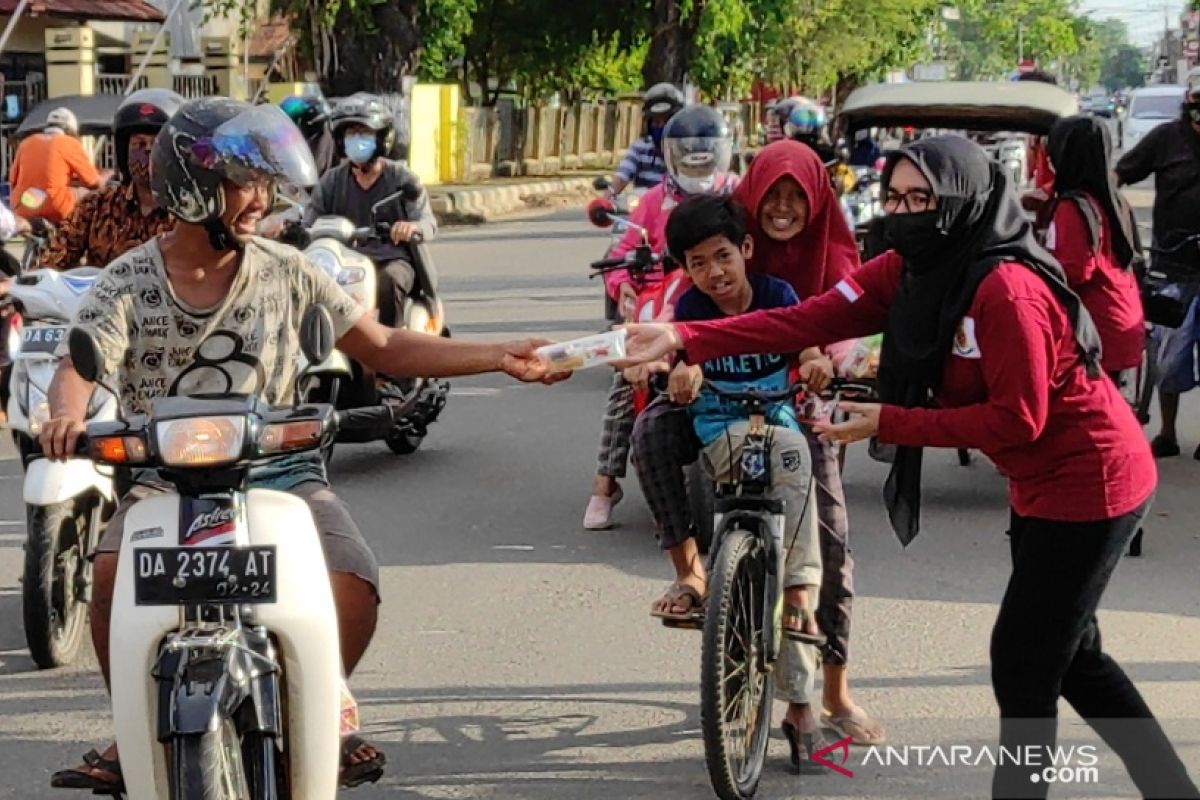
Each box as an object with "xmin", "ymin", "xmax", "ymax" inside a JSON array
[
  {"xmin": 306, "ymin": 247, "xmax": 339, "ymax": 278},
  {"xmin": 156, "ymin": 416, "xmax": 247, "ymax": 467}
]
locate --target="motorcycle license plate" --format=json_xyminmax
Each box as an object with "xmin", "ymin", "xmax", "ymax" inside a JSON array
[
  {"xmin": 20, "ymin": 325, "xmax": 66, "ymax": 355},
  {"xmin": 134, "ymin": 546, "xmax": 277, "ymax": 606}
]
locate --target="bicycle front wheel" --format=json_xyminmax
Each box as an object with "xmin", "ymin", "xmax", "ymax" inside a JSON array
[{"xmin": 701, "ymin": 529, "xmax": 773, "ymax": 800}]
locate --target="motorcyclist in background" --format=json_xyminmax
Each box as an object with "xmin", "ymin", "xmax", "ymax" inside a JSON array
[
  {"xmin": 785, "ymin": 100, "xmax": 856, "ymax": 195},
  {"xmin": 40, "ymin": 88, "xmax": 182, "ymax": 271},
  {"xmin": 281, "ymin": 92, "xmax": 339, "ymax": 176},
  {"xmin": 304, "ymin": 93, "xmax": 436, "ymax": 329},
  {"xmin": 604, "ymin": 83, "xmax": 685, "ymax": 196}
]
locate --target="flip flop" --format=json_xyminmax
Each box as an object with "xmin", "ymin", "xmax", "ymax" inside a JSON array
[
  {"xmin": 650, "ymin": 582, "xmax": 705, "ymax": 629},
  {"xmin": 49, "ymin": 748, "xmax": 125, "ymax": 792},
  {"xmin": 340, "ymin": 734, "xmax": 387, "ymax": 788},
  {"xmin": 782, "ymin": 603, "xmax": 827, "ymax": 646},
  {"xmin": 821, "ymin": 708, "xmax": 887, "ymax": 746}
]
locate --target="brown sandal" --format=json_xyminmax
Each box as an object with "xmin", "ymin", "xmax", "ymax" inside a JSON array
[
  {"xmin": 49, "ymin": 748, "xmax": 124, "ymax": 792},
  {"xmin": 650, "ymin": 582, "xmax": 705, "ymax": 628}
]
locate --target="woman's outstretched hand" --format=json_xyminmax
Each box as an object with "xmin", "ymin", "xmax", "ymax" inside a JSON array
[{"xmin": 612, "ymin": 323, "xmax": 683, "ymax": 369}]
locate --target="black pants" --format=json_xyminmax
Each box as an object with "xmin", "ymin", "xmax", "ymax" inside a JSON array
[
  {"xmin": 375, "ymin": 258, "xmax": 416, "ymax": 329},
  {"xmin": 991, "ymin": 498, "xmax": 1199, "ymax": 799}
]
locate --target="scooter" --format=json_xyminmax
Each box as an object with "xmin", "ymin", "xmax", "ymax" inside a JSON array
[
  {"xmin": 3, "ymin": 265, "xmax": 117, "ymax": 668},
  {"xmin": 66, "ymin": 308, "xmax": 374, "ymax": 799},
  {"xmin": 301, "ymin": 185, "xmax": 450, "ymax": 457}
]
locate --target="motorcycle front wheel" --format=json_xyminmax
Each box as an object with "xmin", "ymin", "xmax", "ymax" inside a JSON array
[
  {"xmin": 170, "ymin": 721, "xmax": 251, "ymax": 800},
  {"xmin": 23, "ymin": 496, "xmax": 96, "ymax": 669}
]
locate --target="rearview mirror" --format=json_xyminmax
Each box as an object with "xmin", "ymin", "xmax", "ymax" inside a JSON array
[
  {"xmin": 592, "ymin": 176, "xmax": 611, "ymax": 192},
  {"xmin": 300, "ymin": 305, "xmax": 335, "ymax": 366},
  {"xmin": 68, "ymin": 327, "xmax": 103, "ymax": 383},
  {"xmin": 586, "ymin": 197, "xmax": 615, "ymax": 228}
]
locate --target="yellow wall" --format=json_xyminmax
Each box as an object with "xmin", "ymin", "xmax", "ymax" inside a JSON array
[
  {"xmin": 409, "ymin": 84, "xmax": 460, "ymax": 185},
  {"xmin": 0, "ymin": 16, "xmax": 71, "ymax": 54}
]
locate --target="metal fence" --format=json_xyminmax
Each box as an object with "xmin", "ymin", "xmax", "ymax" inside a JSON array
[
  {"xmin": 173, "ymin": 74, "xmax": 217, "ymax": 99},
  {"xmin": 96, "ymin": 74, "xmax": 147, "ymax": 95}
]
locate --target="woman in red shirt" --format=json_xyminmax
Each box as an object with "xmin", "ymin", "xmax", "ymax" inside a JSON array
[
  {"xmin": 1043, "ymin": 115, "xmax": 1144, "ymax": 383},
  {"xmin": 619, "ymin": 136, "xmax": 1197, "ymax": 799}
]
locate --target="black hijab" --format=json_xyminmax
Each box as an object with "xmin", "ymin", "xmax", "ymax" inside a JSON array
[
  {"xmin": 1046, "ymin": 115, "xmax": 1137, "ymax": 267},
  {"xmin": 875, "ymin": 134, "xmax": 1102, "ymax": 547}
]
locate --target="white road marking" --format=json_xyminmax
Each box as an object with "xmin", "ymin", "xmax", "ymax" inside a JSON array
[
  {"xmin": 491, "ymin": 545, "xmax": 534, "ymax": 551},
  {"xmin": 0, "ymin": 533, "xmax": 25, "ymax": 542},
  {"xmin": 450, "ymin": 387, "xmax": 503, "ymax": 397}
]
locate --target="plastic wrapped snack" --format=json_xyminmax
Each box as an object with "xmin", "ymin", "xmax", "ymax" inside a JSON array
[
  {"xmin": 836, "ymin": 334, "xmax": 882, "ymax": 380},
  {"xmin": 535, "ymin": 329, "xmax": 627, "ymax": 374}
]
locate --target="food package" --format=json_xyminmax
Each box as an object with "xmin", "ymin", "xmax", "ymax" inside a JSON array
[{"xmin": 535, "ymin": 329, "xmax": 627, "ymax": 374}]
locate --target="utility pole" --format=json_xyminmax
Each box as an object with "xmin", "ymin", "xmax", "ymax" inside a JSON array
[{"xmin": 1018, "ymin": 23, "xmax": 1024, "ymax": 65}]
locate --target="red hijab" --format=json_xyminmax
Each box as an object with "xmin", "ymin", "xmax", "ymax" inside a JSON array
[{"xmin": 733, "ymin": 140, "xmax": 860, "ymax": 298}]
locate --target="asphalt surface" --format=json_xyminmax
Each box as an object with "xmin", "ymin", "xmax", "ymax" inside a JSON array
[{"xmin": 0, "ymin": 190, "xmax": 1197, "ymax": 799}]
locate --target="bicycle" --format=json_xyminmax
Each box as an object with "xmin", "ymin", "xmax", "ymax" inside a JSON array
[{"xmin": 692, "ymin": 376, "xmax": 874, "ymax": 799}]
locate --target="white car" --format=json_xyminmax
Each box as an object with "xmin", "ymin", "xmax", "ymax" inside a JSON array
[{"xmin": 1122, "ymin": 85, "xmax": 1185, "ymax": 150}]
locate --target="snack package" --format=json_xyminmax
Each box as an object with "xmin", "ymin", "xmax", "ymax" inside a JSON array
[
  {"xmin": 340, "ymin": 676, "xmax": 360, "ymax": 736},
  {"xmin": 834, "ymin": 334, "xmax": 882, "ymax": 380},
  {"xmin": 535, "ymin": 329, "xmax": 627, "ymax": 374}
]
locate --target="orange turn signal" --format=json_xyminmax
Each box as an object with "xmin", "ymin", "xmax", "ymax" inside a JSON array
[
  {"xmin": 259, "ymin": 420, "xmax": 323, "ymax": 454},
  {"xmin": 92, "ymin": 435, "xmax": 147, "ymax": 464}
]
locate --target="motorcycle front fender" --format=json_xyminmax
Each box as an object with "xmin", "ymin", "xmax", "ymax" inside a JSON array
[{"xmin": 22, "ymin": 457, "xmax": 114, "ymax": 506}]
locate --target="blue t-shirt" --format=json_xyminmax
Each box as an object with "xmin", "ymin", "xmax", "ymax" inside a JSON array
[{"xmin": 674, "ymin": 273, "xmax": 801, "ymax": 445}]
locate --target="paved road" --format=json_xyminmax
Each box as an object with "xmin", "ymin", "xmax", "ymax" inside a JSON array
[{"xmin": 0, "ymin": 197, "xmax": 1196, "ymax": 799}]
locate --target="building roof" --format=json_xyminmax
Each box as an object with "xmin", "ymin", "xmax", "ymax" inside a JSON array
[{"xmin": 0, "ymin": 0, "xmax": 165, "ymax": 22}]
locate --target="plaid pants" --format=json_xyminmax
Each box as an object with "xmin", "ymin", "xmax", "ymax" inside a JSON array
[
  {"xmin": 596, "ymin": 371, "xmax": 637, "ymax": 479},
  {"xmin": 631, "ymin": 397, "xmax": 856, "ymax": 666}
]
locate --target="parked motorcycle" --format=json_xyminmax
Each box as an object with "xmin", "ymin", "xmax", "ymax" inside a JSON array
[
  {"xmin": 300, "ymin": 184, "xmax": 450, "ymax": 458},
  {"xmin": 65, "ymin": 308, "xmax": 371, "ymax": 799},
  {"xmin": 3, "ymin": 266, "xmax": 117, "ymax": 668}
]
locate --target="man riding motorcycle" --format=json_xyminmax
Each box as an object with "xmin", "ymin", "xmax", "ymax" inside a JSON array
[
  {"xmin": 304, "ymin": 92, "xmax": 435, "ymax": 329},
  {"xmin": 40, "ymin": 88, "xmax": 182, "ymax": 270},
  {"xmin": 605, "ymin": 83, "xmax": 686, "ymax": 196},
  {"xmin": 785, "ymin": 99, "xmax": 855, "ymax": 195},
  {"xmin": 40, "ymin": 97, "xmax": 562, "ymax": 793}
]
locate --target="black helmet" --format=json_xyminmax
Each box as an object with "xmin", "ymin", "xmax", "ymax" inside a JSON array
[
  {"xmin": 642, "ymin": 83, "xmax": 684, "ymax": 124},
  {"xmin": 281, "ymin": 93, "xmax": 332, "ymax": 141},
  {"xmin": 330, "ymin": 92, "xmax": 395, "ymax": 161},
  {"xmin": 114, "ymin": 88, "xmax": 184, "ymax": 181},
  {"xmin": 662, "ymin": 105, "xmax": 733, "ymax": 194},
  {"xmin": 152, "ymin": 96, "xmax": 318, "ymax": 249}
]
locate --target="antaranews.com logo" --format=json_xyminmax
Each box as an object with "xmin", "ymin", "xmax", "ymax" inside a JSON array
[{"xmin": 812, "ymin": 738, "xmax": 1101, "ymax": 787}]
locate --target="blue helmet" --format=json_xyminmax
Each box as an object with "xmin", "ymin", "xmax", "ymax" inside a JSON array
[{"xmin": 785, "ymin": 101, "xmax": 826, "ymax": 139}]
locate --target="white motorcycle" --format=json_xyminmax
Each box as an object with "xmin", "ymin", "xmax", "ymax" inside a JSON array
[
  {"xmin": 3, "ymin": 267, "xmax": 117, "ymax": 668},
  {"xmin": 66, "ymin": 309, "xmax": 363, "ymax": 799},
  {"xmin": 301, "ymin": 185, "xmax": 449, "ymax": 458}
]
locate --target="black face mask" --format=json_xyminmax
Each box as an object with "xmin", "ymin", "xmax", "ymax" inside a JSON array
[
  {"xmin": 883, "ymin": 210, "xmax": 945, "ymax": 268},
  {"xmin": 1187, "ymin": 102, "xmax": 1200, "ymax": 124}
]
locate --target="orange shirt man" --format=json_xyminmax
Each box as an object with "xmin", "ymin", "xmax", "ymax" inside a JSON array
[{"xmin": 9, "ymin": 108, "xmax": 108, "ymax": 225}]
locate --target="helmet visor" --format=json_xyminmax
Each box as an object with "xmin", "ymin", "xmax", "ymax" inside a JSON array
[{"xmin": 193, "ymin": 104, "xmax": 319, "ymax": 191}]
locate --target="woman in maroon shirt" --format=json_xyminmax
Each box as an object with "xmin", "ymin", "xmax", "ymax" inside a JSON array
[
  {"xmin": 618, "ymin": 136, "xmax": 1197, "ymax": 799},
  {"xmin": 1043, "ymin": 115, "xmax": 1144, "ymax": 381}
]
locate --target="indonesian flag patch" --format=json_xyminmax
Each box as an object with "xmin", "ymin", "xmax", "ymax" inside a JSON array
[{"xmin": 835, "ymin": 277, "xmax": 864, "ymax": 303}]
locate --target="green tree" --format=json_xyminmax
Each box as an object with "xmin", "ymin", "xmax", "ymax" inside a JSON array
[{"xmin": 942, "ymin": 0, "xmax": 1081, "ymax": 80}]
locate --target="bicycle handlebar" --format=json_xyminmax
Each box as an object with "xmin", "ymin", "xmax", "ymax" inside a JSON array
[{"xmin": 702, "ymin": 377, "xmax": 877, "ymax": 404}]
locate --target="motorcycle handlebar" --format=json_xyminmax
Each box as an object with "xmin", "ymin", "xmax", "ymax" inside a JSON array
[{"xmin": 702, "ymin": 377, "xmax": 877, "ymax": 404}]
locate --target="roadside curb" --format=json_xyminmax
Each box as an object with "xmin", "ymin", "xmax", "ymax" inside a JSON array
[{"xmin": 429, "ymin": 177, "xmax": 596, "ymax": 224}]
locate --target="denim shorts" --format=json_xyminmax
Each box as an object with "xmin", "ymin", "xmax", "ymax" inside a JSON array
[{"xmin": 1154, "ymin": 297, "xmax": 1200, "ymax": 394}]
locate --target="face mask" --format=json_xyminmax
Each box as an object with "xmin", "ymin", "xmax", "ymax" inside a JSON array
[
  {"xmin": 650, "ymin": 124, "xmax": 665, "ymax": 148},
  {"xmin": 127, "ymin": 145, "xmax": 151, "ymax": 187},
  {"xmin": 345, "ymin": 134, "xmax": 376, "ymax": 165},
  {"xmin": 675, "ymin": 173, "xmax": 716, "ymax": 195},
  {"xmin": 884, "ymin": 210, "xmax": 946, "ymax": 266}
]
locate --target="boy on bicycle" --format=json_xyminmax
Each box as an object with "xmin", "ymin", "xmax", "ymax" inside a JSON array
[{"xmin": 636, "ymin": 193, "xmax": 829, "ymax": 765}]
